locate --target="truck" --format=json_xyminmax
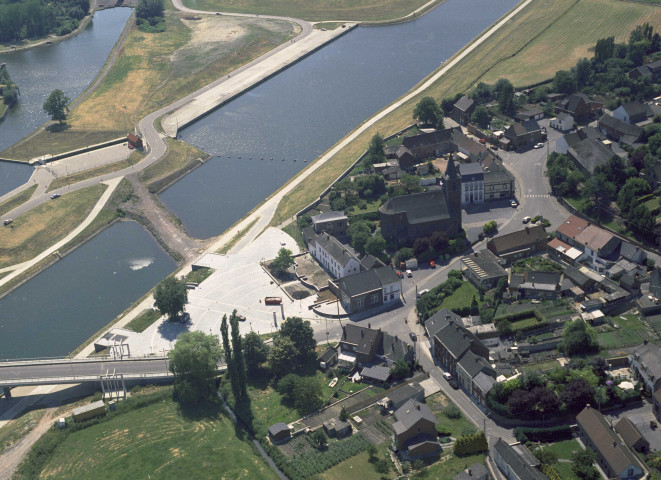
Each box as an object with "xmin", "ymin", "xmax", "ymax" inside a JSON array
[
  {"xmin": 265, "ymin": 296, "xmax": 282, "ymax": 305},
  {"xmin": 405, "ymin": 258, "xmax": 418, "ymax": 270}
]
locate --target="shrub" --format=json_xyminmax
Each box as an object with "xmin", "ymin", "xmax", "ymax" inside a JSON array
[
  {"xmin": 513, "ymin": 425, "xmax": 572, "ymax": 443},
  {"xmin": 443, "ymin": 404, "xmax": 462, "ymax": 419},
  {"xmin": 454, "ymin": 431, "xmax": 488, "ymax": 456}
]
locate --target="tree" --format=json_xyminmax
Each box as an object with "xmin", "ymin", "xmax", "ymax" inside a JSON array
[
  {"xmin": 533, "ymin": 447, "xmax": 558, "ymax": 466},
  {"xmin": 483, "ymin": 220, "xmax": 497, "ymax": 236},
  {"xmin": 352, "ymin": 230, "xmax": 369, "ymax": 255},
  {"xmin": 340, "ymin": 406, "xmax": 348, "ymax": 421},
  {"xmin": 413, "ymin": 96, "xmax": 443, "ymax": 128},
  {"xmin": 594, "ymin": 36, "xmax": 615, "ymax": 63},
  {"xmin": 616, "ymin": 177, "xmax": 651, "ymax": 215},
  {"xmin": 154, "ymin": 276, "xmax": 188, "ymax": 321},
  {"xmin": 43, "ymin": 89, "xmax": 70, "ymax": 123},
  {"xmin": 561, "ymin": 378, "xmax": 595, "ymax": 413},
  {"xmin": 495, "ymin": 78, "xmax": 515, "ymax": 116},
  {"xmin": 230, "ymin": 311, "xmax": 247, "ymax": 398},
  {"xmin": 279, "ymin": 316, "xmax": 317, "ymax": 367},
  {"xmin": 390, "ymin": 360, "xmax": 411, "ymax": 381},
  {"xmin": 553, "ymin": 70, "xmax": 576, "ymax": 94},
  {"xmin": 471, "ymin": 105, "xmax": 491, "ymax": 129},
  {"xmin": 169, "ymin": 331, "xmax": 222, "ymax": 404},
  {"xmin": 271, "ymin": 247, "xmax": 293, "ymax": 274},
  {"xmin": 220, "ymin": 314, "xmax": 239, "ymax": 400},
  {"xmin": 2, "ymin": 85, "xmax": 18, "ymax": 107},
  {"xmin": 136, "ymin": 0, "xmax": 164, "ymax": 19},
  {"xmin": 563, "ymin": 320, "xmax": 598, "ymax": 355},
  {"xmin": 365, "ymin": 234, "xmax": 386, "ymax": 258},
  {"xmin": 243, "ymin": 331, "xmax": 268, "ymax": 374},
  {"xmin": 276, "ymin": 373, "xmax": 323, "ymax": 414},
  {"xmin": 268, "ymin": 335, "xmax": 298, "ymax": 377},
  {"xmin": 574, "ymin": 58, "xmax": 593, "ymax": 89},
  {"xmin": 311, "ymin": 429, "xmax": 327, "ymax": 449},
  {"xmin": 571, "ymin": 448, "xmax": 599, "ymax": 480}
]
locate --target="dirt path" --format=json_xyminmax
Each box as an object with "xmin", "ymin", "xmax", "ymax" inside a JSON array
[
  {"xmin": 125, "ymin": 174, "xmax": 209, "ymax": 263},
  {"xmin": 0, "ymin": 407, "xmax": 57, "ymax": 479}
]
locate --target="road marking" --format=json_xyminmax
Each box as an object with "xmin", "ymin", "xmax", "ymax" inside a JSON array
[{"xmin": 524, "ymin": 194, "xmax": 550, "ymax": 198}]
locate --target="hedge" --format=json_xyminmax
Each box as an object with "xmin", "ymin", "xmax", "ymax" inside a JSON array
[
  {"xmin": 513, "ymin": 425, "xmax": 572, "ymax": 443},
  {"xmin": 542, "ymin": 464, "xmax": 562, "ymax": 480},
  {"xmin": 454, "ymin": 431, "xmax": 488, "ymax": 456}
]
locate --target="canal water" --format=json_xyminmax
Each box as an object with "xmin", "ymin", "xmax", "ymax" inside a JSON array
[
  {"xmin": 0, "ymin": 221, "xmax": 176, "ymax": 359},
  {"xmin": 162, "ymin": 0, "xmax": 520, "ymax": 238},
  {"xmin": 0, "ymin": 7, "xmax": 133, "ymax": 197}
]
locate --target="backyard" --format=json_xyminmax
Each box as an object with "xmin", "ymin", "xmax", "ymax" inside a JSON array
[{"xmin": 597, "ymin": 314, "xmax": 657, "ymax": 350}]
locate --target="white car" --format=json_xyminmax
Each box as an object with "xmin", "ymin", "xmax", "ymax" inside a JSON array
[
  {"xmin": 443, "ymin": 372, "xmax": 452, "ymax": 381},
  {"xmin": 522, "ymin": 216, "xmax": 531, "ymax": 223},
  {"xmin": 417, "ymin": 289, "xmax": 429, "ymax": 298},
  {"xmin": 533, "ymin": 142, "xmax": 544, "ymax": 149},
  {"xmin": 510, "ymin": 200, "xmax": 518, "ymax": 207},
  {"xmin": 406, "ymin": 269, "xmax": 412, "ymax": 278}
]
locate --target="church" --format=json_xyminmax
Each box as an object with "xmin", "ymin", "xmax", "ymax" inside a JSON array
[{"xmin": 379, "ymin": 155, "xmax": 462, "ymax": 246}]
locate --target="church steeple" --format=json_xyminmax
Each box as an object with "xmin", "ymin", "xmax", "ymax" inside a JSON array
[
  {"xmin": 445, "ymin": 153, "xmax": 459, "ymax": 181},
  {"xmin": 444, "ymin": 153, "xmax": 462, "ymax": 222}
]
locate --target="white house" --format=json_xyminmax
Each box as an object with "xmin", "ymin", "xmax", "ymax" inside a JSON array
[
  {"xmin": 612, "ymin": 101, "xmax": 653, "ymax": 124},
  {"xmin": 308, "ymin": 232, "xmax": 361, "ymax": 279},
  {"xmin": 459, "ymin": 163, "xmax": 484, "ymax": 205},
  {"xmin": 549, "ymin": 112, "xmax": 573, "ymax": 131}
]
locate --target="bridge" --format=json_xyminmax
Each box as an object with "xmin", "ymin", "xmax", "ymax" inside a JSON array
[{"xmin": 0, "ymin": 355, "xmax": 226, "ymax": 398}]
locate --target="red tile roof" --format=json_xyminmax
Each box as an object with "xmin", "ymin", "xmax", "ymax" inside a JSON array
[{"xmin": 556, "ymin": 215, "xmax": 589, "ymax": 239}]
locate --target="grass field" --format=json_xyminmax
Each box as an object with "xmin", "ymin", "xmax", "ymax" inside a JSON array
[
  {"xmin": 439, "ymin": 282, "xmax": 480, "ymax": 312},
  {"xmin": 18, "ymin": 387, "xmax": 278, "ymax": 480},
  {"xmin": 181, "ymin": 0, "xmax": 435, "ymax": 22},
  {"xmin": 597, "ymin": 314, "xmax": 655, "ymax": 349},
  {"xmin": 140, "ymin": 138, "xmax": 209, "ymax": 192},
  {"xmin": 125, "ymin": 308, "xmax": 162, "ymax": 332},
  {"xmin": 0, "ymin": 184, "xmax": 106, "ymax": 268},
  {"xmin": 1, "ymin": 5, "xmax": 299, "ymax": 161},
  {"xmin": 0, "ymin": 184, "xmax": 37, "ymax": 215},
  {"xmin": 269, "ymin": 0, "xmax": 661, "ymax": 225},
  {"xmin": 543, "ymin": 438, "xmax": 582, "ymax": 480},
  {"xmin": 426, "ymin": 392, "xmax": 477, "ymax": 437},
  {"xmin": 510, "ymin": 316, "xmax": 541, "ymax": 331}
]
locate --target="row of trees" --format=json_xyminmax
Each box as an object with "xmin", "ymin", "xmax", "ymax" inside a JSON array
[
  {"xmin": 0, "ymin": 0, "xmax": 89, "ymax": 42},
  {"xmin": 136, "ymin": 0, "xmax": 165, "ymax": 32},
  {"xmin": 0, "ymin": 66, "xmax": 18, "ymax": 108}
]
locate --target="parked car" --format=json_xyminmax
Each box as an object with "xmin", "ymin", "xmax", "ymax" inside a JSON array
[
  {"xmin": 443, "ymin": 372, "xmax": 452, "ymax": 381},
  {"xmin": 50, "ymin": 193, "xmax": 61, "ymax": 199},
  {"xmin": 522, "ymin": 216, "xmax": 531, "ymax": 223},
  {"xmin": 406, "ymin": 269, "xmax": 412, "ymax": 277},
  {"xmin": 533, "ymin": 142, "xmax": 544, "ymax": 149},
  {"xmin": 417, "ymin": 289, "xmax": 429, "ymax": 298},
  {"xmin": 429, "ymin": 260, "xmax": 435, "ymax": 269},
  {"xmin": 237, "ymin": 314, "xmax": 246, "ymax": 321},
  {"xmin": 510, "ymin": 200, "xmax": 518, "ymax": 207},
  {"xmin": 3, "ymin": 219, "xmax": 12, "ymax": 226},
  {"xmin": 449, "ymin": 379, "xmax": 460, "ymax": 390},
  {"xmin": 409, "ymin": 332, "xmax": 417, "ymax": 341},
  {"xmin": 396, "ymin": 270, "xmax": 404, "ymax": 279}
]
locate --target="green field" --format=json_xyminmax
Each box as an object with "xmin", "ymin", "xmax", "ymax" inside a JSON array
[
  {"xmin": 597, "ymin": 314, "xmax": 656, "ymax": 350},
  {"xmin": 426, "ymin": 392, "xmax": 477, "ymax": 437},
  {"xmin": 125, "ymin": 308, "xmax": 162, "ymax": 333},
  {"xmin": 510, "ymin": 316, "xmax": 541, "ymax": 331},
  {"xmin": 15, "ymin": 388, "xmax": 277, "ymax": 480},
  {"xmin": 542, "ymin": 439, "xmax": 582, "ymax": 480},
  {"xmin": 182, "ymin": 0, "xmax": 436, "ymax": 22},
  {"xmin": 439, "ymin": 282, "xmax": 480, "ymax": 312}
]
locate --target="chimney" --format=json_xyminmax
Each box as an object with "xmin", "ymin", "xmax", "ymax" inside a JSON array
[
  {"xmin": 416, "ymin": 405, "xmax": 421, "ymax": 411},
  {"xmin": 361, "ymin": 330, "xmax": 364, "ymax": 338},
  {"xmin": 368, "ymin": 323, "xmax": 371, "ymax": 329}
]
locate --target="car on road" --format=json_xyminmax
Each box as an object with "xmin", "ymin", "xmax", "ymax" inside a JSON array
[
  {"xmin": 443, "ymin": 372, "xmax": 452, "ymax": 381},
  {"xmin": 237, "ymin": 314, "xmax": 246, "ymax": 321},
  {"xmin": 396, "ymin": 270, "xmax": 404, "ymax": 279},
  {"xmin": 417, "ymin": 289, "xmax": 429, "ymax": 298},
  {"xmin": 522, "ymin": 216, "xmax": 531, "ymax": 223},
  {"xmin": 429, "ymin": 260, "xmax": 435, "ymax": 268},
  {"xmin": 3, "ymin": 219, "xmax": 12, "ymax": 226},
  {"xmin": 50, "ymin": 193, "xmax": 61, "ymax": 199},
  {"xmin": 533, "ymin": 142, "xmax": 544, "ymax": 149},
  {"xmin": 409, "ymin": 332, "xmax": 417, "ymax": 341},
  {"xmin": 510, "ymin": 199, "xmax": 518, "ymax": 207},
  {"xmin": 406, "ymin": 269, "xmax": 412, "ymax": 277},
  {"xmin": 449, "ymin": 379, "xmax": 460, "ymax": 390}
]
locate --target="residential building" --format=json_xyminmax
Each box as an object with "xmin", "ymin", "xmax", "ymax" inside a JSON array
[
  {"xmin": 628, "ymin": 59, "xmax": 661, "ymax": 80},
  {"xmin": 461, "ymin": 250, "xmax": 508, "ymax": 289},
  {"xmin": 562, "ymin": 264, "xmax": 597, "ymax": 293},
  {"xmin": 502, "ymin": 119, "xmax": 544, "ymax": 150},
  {"xmin": 379, "ymin": 333, "xmax": 415, "ymax": 366},
  {"xmin": 384, "ymin": 382, "xmax": 425, "ymax": 409},
  {"xmin": 339, "ymin": 324, "xmax": 383, "ymax": 364},
  {"xmin": 654, "ymin": 387, "xmax": 661, "ymax": 423},
  {"xmin": 400, "ymin": 127, "xmax": 487, "ymax": 162},
  {"xmin": 330, "ymin": 266, "xmax": 401, "ymax": 314},
  {"xmin": 486, "ymin": 225, "xmax": 548, "ymax": 264},
  {"xmin": 480, "ymin": 152, "xmax": 515, "ymax": 201},
  {"xmin": 576, "ymin": 406, "xmax": 645, "ymax": 480},
  {"xmin": 492, "ymin": 439, "xmax": 549, "ymax": 480},
  {"xmin": 393, "ymin": 399, "xmax": 440, "ymax": 458},
  {"xmin": 556, "ymin": 93, "xmax": 603, "ymax": 122},
  {"xmin": 547, "ymin": 237, "xmax": 583, "ymax": 265},
  {"xmin": 612, "ymin": 101, "xmax": 655, "ymax": 124},
  {"xmin": 456, "ymin": 349, "xmax": 496, "ymax": 405},
  {"xmin": 629, "ymin": 342, "xmax": 661, "ymax": 392},
  {"xmin": 424, "ymin": 309, "xmax": 463, "ymax": 341},
  {"xmin": 555, "ymin": 214, "xmax": 589, "ymax": 246},
  {"xmin": 433, "ymin": 321, "xmax": 489, "ymax": 376},
  {"xmin": 514, "ymin": 107, "xmax": 544, "ymax": 122},
  {"xmin": 311, "ymin": 211, "xmax": 348, "ymax": 235},
  {"xmin": 379, "ymin": 156, "xmax": 462, "ymax": 245},
  {"xmin": 459, "ymin": 162, "xmax": 484, "ymax": 205},
  {"xmin": 509, "ymin": 271, "xmax": 561, "ymax": 299},
  {"xmin": 453, "ymin": 462, "xmax": 489, "ymax": 480},
  {"xmin": 615, "ymin": 417, "xmax": 650, "ymax": 453},
  {"xmin": 555, "ymin": 126, "xmax": 605, "ymax": 154},
  {"xmin": 549, "ymin": 112, "xmax": 573, "ymax": 131},
  {"xmin": 451, "ymin": 95, "xmax": 476, "ymax": 125},
  {"xmin": 304, "ymin": 230, "xmax": 361, "ymax": 278},
  {"xmin": 567, "ymin": 137, "xmax": 614, "ymax": 174},
  {"xmin": 598, "ymin": 114, "xmax": 644, "ymax": 145},
  {"xmin": 268, "ymin": 423, "xmax": 291, "ymax": 443},
  {"xmin": 360, "ymin": 365, "xmax": 391, "ymax": 385}
]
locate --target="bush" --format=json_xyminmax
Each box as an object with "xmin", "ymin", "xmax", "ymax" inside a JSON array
[
  {"xmin": 443, "ymin": 404, "xmax": 462, "ymax": 419},
  {"xmin": 454, "ymin": 431, "xmax": 488, "ymax": 456},
  {"xmin": 514, "ymin": 425, "xmax": 572, "ymax": 443}
]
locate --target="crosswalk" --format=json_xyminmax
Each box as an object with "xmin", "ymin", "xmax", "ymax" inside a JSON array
[{"xmin": 524, "ymin": 194, "xmax": 551, "ymax": 198}]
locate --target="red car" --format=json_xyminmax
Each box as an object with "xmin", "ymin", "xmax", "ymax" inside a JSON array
[
  {"xmin": 396, "ymin": 271, "xmax": 404, "ymax": 279},
  {"xmin": 429, "ymin": 261, "xmax": 436, "ymax": 269}
]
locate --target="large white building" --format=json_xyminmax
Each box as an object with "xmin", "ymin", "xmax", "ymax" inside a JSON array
[
  {"xmin": 305, "ymin": 230, "xmax": 361, "ymax": 279},
  {"xmin": 459, "ymin": 162, "xmax": 484, "ymax": 205}
]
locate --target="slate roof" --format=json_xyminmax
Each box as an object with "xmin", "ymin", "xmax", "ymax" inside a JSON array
[
  {"xmin": 473, "ymin": 371, "xmax": 496, "ymax": 394},
  {"xmin": 458, "ymin": 349, "xmax": 494, "ymax": 379},
  {"xmin": 335, "ymin": 268, "xmax": 384, "ymax": 297},
  {"xmin": 599, "ymin": 114, "xmax": 644, "ymax": 144},
  {"xmin": 619, "ymin": 101, "xmax": 653, "ymax": 121},
  {"xmin": 311, "ymin": 211, "xmax": 347, "ymax": 224},
  {"xmin": 576, "ymin": 406, "xmax": 645, "ymax": 476},
  {"xmin": 360, "ymin": 254, "xmax": 385, "ymax": 270},
  {"xmin": 361, "ymin": 365, "xmax": 391, "ymax": 383},
  {"xmin": 493, "ymin": 439, "xmax": 548, "ymax": 480},
  {"xmin": 557, "ymin": 112, "xmax": 572, "ymax": 122},
  {"xmin": 379, "ymin": 190, "xmax": 453, "ymax": 225},
  {"xmin": 556, "ymin": 215, "xmax": 589, "ymax": 239},
  {"xmin": 380, "ymin": 333, "xmax": 413, "ymax": 364},
  {"xmin": 393, "ymin": 399, "xmax": 436, "ymax": 436},
  {"xmin": 434, "ymin": 321, "xmax": 482, "ymax": 361},
  {"xmin": 318, "ymin": 346, "xmax": 337, "ymax": 363},
  {"xmin": 454, "ymin": 95, "xmax": 475, "ymax": 112},
  {"xmin": 401, "ymin": 128, "xmax": 459, "ymax": 151},
  {"xmin": 649, "ymin": 268, "xmax": 661, "ymax": 298},
  {"xmin": 314, "ymin": 232, "xmax": 359, "ymax": 267},
  {"xmin": 459, "ymin": 162, "xmax": 484, "ymax": 182},
  {"xmin": 563, "ymin": 265, "xmax": 592, "ymax": 289},
  {"xmin": 374, "ymin": 266, "xmax": 400, "ymax": 285},
  {"xmin": 387, "ymin": 382, "xmax": 424, "ymax": 406},
  {"xmin": 618, "ymin": 241, "xmax": 645, "ymax": 263},
  {"xmin": 560, "ymin": 93, "xmax": 593, "ymax": 113},
  {"xmin": 488, "ymin": 225, "xmax": 546, "ymax": 254},
  {"xmin": 614, "ymin": 417, "xmax": 648, "ymax": 451},
  {"xmin": 568, "ymin": 138, "xmax": 613, "ymax": 173},
  {"xmin": 506, "ymin": 119, "xmax": 540, "ymax": 137},
  {"xmin": 268, "ymin": 423, "xmax": 290, "ymax": 437},
  {"xmin": 523, "ymin": 271, "xmax": 559, "ymax": 287},
  {"xmin": 341, "ymin": 324, "xmax": 381, "ymax": 356},
  {"xmin": 425, "ymin": 309, "xmax": 462, "ymax": 339},
  {"xmin": 454, "ymin": 462, "xmax": 488, "ymax": 480},
  {"xmin": 632, "ymin": 343, "xmax": 661, "ymax": 384}
]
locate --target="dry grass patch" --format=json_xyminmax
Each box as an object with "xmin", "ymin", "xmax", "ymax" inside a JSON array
[{"xmin": 0, "ymin": 184, "xmax": 106, "ymax": 268}]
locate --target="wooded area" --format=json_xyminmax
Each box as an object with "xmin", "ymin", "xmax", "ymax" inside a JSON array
[{"xmin": 0, "ymin": 0, "xmax": 90, "ymax": 43}]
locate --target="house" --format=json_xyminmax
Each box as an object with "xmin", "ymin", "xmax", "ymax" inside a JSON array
[
  {"xmin": 547, "ymin": 237, "xmax": 583, "ymax": 265},
  {"xmin": 459, "ymin": 162, "xmax": 484, "ymax": 205},
  {"xmin": 360, "ymin": 365, "xmax": 391, "ymax": 385},
  {"xmin": 574, "ymin": 224, "xmax": 621, "ymax": 272},
  {"xmin": 330, "ymin": 266, "xmax": 402, "ymax": 314},
  {"xmin": 384, "ymin": 382, "xmax": 425, "ymax": 410},
  {"xmin": 339, "ymin": 324, "xmax": 383, "ymax": 364},
  {"xmin": 456, "ymin": 349, "xmax": 496, "ymax": 405},
  {"xmin": 509, "ymin": 271, "xmax": 561, "ymax": 299},
  {"xmin": 127, "ymin": 133, "xmax": 143, "ymax": 149},
  {"xmin": 612, "ymin": 101, "xmax": 655, "ymax": 125},
  {"xmin": 486, "ymin": 225, "xmax": 547, "ymax": 264},
  {"xmin": 555, "ymin": 126, "xmax": 605, "ymax": 154},
  {"xmin": 323, "ymin": 418, "xmax": 352, "ymax": 438},
  {"xmin": 480, "ymin": 153, "xmax": 515, "ymax": 201},
  {"xmin": 615, "ymin": 417, "xmax": 650, "ymax": 453},
  {"xmin": 492, "ymin": 439, "xmax": 549, "ymax": 480},
  {"xmin": 304, "ymin": 230, "xmax": 361, "ymax": 279},
  {"xmin": 576, "ymin": 406, "xmax": 645, "ymax": 480},
  {"xmin": 433, "ymin": 321, "xmax": 489, "ymax": 376},
  {"xmin": 392, "ymin": 399, "xmax": 440, "ymax": 458},
  {"xmin": 379, "ymin": 333, "xmax": 415, "ymax": 366},
  {"xmin": 654, "ymin": 387, "xmax": 661, "ymax": 423},
  {"xmin": 453, "ymin": 462, "xmax": 489, "ymax": 480},
  {"xmin": 401, "ymin": 128, "xmax": 459, "ymax": 159},
  {"xmin": 461, "ymin": 250, "xmax": 508, "ymax": 289},
  {"xmin": 268, "ymin": 423, "xmax": 291, "ymax": 443},
  {"xmin": 311, "ymin": 211, "xmax": 348, "ymax": 236},
  {"xmin": 394, "ymin": 146, "xmax": 417, "ymax": 171},
  {"xmin": 555, "ymin": 215, "xmax": 589, "ymax": 246},
  {"xmin": 360, "ymin": 254, "xmax": 386, "ymax": 271},
  {"xmin": 318, "ymin": 346, "xmax": 338, "ymax": 370},
  {"xmin": 629, "ymin": 342, "xmax": 661, "ymax": 392},
  {"xmin": 549, "ymin": 112, "xmax": 573, "ymax": 131},
  {"xmin": 379, "ymin": 155, "xmax": 462, "ymax": 246},
  {"xmin": 424, "ymin": 309, "xmax": 463, "ymax": 340},
  {"xmin": 451, "ymin": 96, "xmax": 476, "ymax": 125},
  {"xmin": 556, "ymin": 93, "xmax": 603, "ymax": 122},
  {"xmin": 628, "ymin": 59, "xmax": 661, "ymax": 80},
  {"xmin": 514, "ymin": 107, "xmax": 544, "ymax": 122},
  {"xmin": 567, "ymin": 138, "xmax": 614, "ymax": 174},
  {"xmin": 502, "ymin": 119, "xmax": 544, "ymax": 150},
  {"xmin": 598, "ymin": 114, "xmax": 644, "ymax": 145},
  {"xmin": 563, "ymin": 264, "xmax": 596, "ymax": 292}
]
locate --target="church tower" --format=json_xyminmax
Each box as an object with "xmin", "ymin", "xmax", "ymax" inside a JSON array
[{"xmin": 444, "ymin": 154, "xmax": 462, "ymax": 223}]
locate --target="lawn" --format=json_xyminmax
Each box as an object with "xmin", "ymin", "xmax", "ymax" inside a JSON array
[
  {"xmin": 0, "ymin": 184, "xmax": 37, "ymax": 216},
  {"xmin": 597, "ymin": 314, "xmax": 655, "ymax": 349},
  {"xmin": 125, "ymin": 308, "xmax": 162, "ymax": 333},
  {"xmin": 185, "ymin": 267, "xmax": 215, "ymax": 284},
  {"xmin": 0, "ymin": 184, "xmax": 106, "ymax": 269},
  {"xmin": 181, "ymin": 0, "xmax": 436, "ymax": 22},
  {"xmin": 269, "ymin": 0, "xmax": 661, "ymax": 226},
  {"xmin": 282, "ymin": 222, "xmax": 305, "ymax": 249},
  {"xmin": 439, "ymin": 282, "xmax": 480, "ymax": 312},
  {"xmin": 319, "ymin": 449, "xmax": 396, "ymax": 480},
  {"xmin": 421, "ymin": 453, "xmax": 486, "ymax": 478},
  {"xmin": 426, "ymin": 392, "xmax": 477, "ymax": 437},
  {"xmin": 510, "ymin": 316, "xmax": 541, "ymax": 331},
  {"xmin": 139, "ymin": 138, "xmax": 210, "ymax": 193},
  {"xmin": 643, "ymin": 196, "xmax": 660, "ymax": 213},
  {"xmin": 16, "ymin": 387, "xmax": 278, "ymax": 480}
]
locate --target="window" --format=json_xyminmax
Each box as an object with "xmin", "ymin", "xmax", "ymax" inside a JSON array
[
  {"xmin": 371, "ymin": 293, "xmax": 380, "ymax": 304},
  {"xmin": 356, "ymin": 298, "xmax": 365, "ymax": 308}
]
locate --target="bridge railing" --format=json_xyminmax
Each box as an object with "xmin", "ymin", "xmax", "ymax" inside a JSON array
[
  {"xmin": 0, "ymin": 354, "xmax": 170, "ymax": 367},
  {"xmin": 0, "ymin": 372, "xmax": 175, "ymax": 387}
]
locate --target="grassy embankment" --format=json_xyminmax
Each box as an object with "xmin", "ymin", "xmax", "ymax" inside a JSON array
[
  {"xmin": 0, "ymin": 184, "xmax": 106, "ymax": 269},
  {"xmin": 1, "ymin": 3, "xmax": 299, "ymax": 161},
  {"xmin": 182, "ymin": 0, "xmax": 436, "ymax": 22},
  {"xmin": 13, "ymin": 386, "xmax": 278, "ymax": 480},
  {"xmin": 269, "ymin": 0, "xmax": 661, "ymax": 226},
  {"xmin": 0, "ymin": 185, "xmax": 37, "ymax": 216},
  {"xmin": 139, "ymin": 138, "xmax": 210, "ymax": 193},
  {"xmin": 124, "ymin": 308, "xmax": 162, "ymax": 332}
]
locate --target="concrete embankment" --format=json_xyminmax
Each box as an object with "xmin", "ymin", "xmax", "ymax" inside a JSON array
[{"xmin": 161, "ymin": 24, "xmax": 357, "ymax": 137}]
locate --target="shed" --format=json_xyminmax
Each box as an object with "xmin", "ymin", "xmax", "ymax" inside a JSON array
[
  {"xmin": 387, "ymin": 382, "xmax": 425, "ymax": 409},
  {"xmin": 72, "ymin": 400, "xmax": 106, "ymax": 422},
  {"xmin": 268, "ymin": 422, "xmax": 291, "ymax": 443},
  {"xmin": 127, "ymin": 133, "xmax": 143, "ymax": 149},
  {"xmin": 318, "ymin": 347, "xmax": 338, "ymax": 370},
  {"xmin": 360, "ymin": 365, "xmax": 391, "ymax": 385},
  {"xmin": 323, "ymin": 418, "xmax": 352, "ymax": 438}
]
